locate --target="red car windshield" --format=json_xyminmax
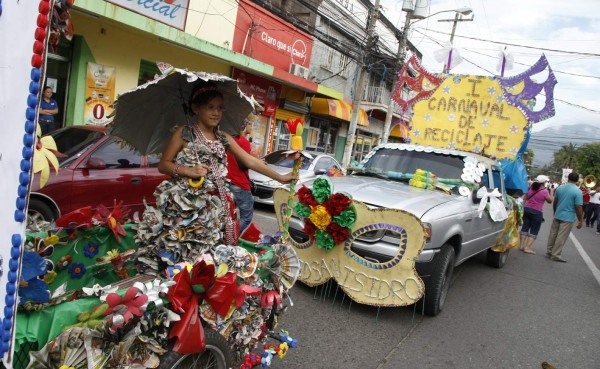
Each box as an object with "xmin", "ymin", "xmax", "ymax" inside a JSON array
[{"xmin": 49, "ymin": 127, "xmax": 104, "ymax": 165}]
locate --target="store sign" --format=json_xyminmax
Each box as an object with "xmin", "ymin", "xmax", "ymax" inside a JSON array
[
  {"xmin": 233, "ymin": 0, "xmax": 313, "ymax": 71},
  {"xmin": 233, "ymin": 69, "xmax": 281, "ymax": 117},
  {"xmin": 84, "ymin": 63, "xmax": 116, "ymax": 125},
  {"xmin": 105, "ymin": 0, "xmax": 190, "ymax": 30}
]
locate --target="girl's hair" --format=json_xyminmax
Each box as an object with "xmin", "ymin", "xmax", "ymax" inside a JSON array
[
  {"xmin": 188, "ymin": 81, "xmax": 223, "ymax": 113},
  {"xmin": 531, "ymin": 182, "xmax": 543, "ymax": 191}
]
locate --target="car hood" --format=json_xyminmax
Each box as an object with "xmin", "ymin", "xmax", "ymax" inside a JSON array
[
  {"xmin": 317, "ymin": 176, "xmax": 457, "ymax": 218},
  {"xmin": 250, "ymin": 166, "xmax": 311, "ymax": 184}
]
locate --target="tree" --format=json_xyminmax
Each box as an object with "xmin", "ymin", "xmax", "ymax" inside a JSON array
[
  {"xmin": 552, "ymin": 143, "xmax": 578, "ymax": 170},
  {"xmin": 574, "ymin": 143, "xmax": 600, "ymax": 179}
]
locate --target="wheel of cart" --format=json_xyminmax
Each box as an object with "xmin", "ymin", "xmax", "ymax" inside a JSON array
[{"xmin": 158, "ymin": 329, "xmax": 233, "ymax": 369}]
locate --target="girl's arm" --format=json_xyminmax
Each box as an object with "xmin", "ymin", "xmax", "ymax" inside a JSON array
[
  {"xmin": 158, "ymin": 126, "xmax": 208, "ymax": 179},
  {"xmin": 225, "ymin": 132, "xmax": 294, "ymax": 184}
]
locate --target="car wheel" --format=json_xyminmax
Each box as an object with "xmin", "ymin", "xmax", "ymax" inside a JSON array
[
  {"xmin": 27, "ymin": 198, "xmax": 55, "ymax": 227},
  {"xmin": 486, "ymin": 248, "xmax": 509, "ymax": 269},
  {"xmin": 422, "ymin": 244, "xmax": 455, "ymax": 316},
  {"xmin": 157, "ymin": 329, "xmax": 233, "ymax": 369}
]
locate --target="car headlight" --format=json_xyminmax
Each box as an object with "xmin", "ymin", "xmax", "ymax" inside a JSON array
[
  {"xmin": 422, "ymin": 222, "xmax": 432, "ymax": 243},
  {"xmin": 265, "ymin": 180, "xmax": 282, "ymax": 187}
]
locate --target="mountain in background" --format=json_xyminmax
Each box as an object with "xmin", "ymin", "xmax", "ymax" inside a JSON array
[{"xmin": 528, "ymin": 124, "xmax": 600, "ymax": 167}]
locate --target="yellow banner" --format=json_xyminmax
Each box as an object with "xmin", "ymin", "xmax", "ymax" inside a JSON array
[
  {"xmin": 409, "ymin": 76, "xmax": 528, "ymax": 160},
  {"xmin": 84, "ymin": 63, "xmax": 116, "ymax": 125}
]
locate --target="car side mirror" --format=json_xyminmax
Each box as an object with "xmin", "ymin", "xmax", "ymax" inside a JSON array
[{"xmin": 85, "ymin": 157, "xmax": 106, "ymax": 170}]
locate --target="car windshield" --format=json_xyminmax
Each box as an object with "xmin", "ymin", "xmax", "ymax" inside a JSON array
[
  {"xmin": 49, "ymin": 127, "xmax": 104, "ymax": 165},
  {"xmin": 359, "ymin": 148, "xmax": 465, "ymax": 180},
  {"xmin": 263, "ymin": 151, "xmax": 313, "ymax": 170}
]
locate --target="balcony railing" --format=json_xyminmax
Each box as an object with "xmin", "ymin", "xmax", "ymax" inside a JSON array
[{"xmin": 362, "ymin": 85, "xmax": 404, "ymax": 115}]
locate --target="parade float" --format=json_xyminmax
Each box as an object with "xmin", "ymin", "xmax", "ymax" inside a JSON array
[{"xmin": 2, "ymin": 2, "xmax": 301, "ymax": 369}]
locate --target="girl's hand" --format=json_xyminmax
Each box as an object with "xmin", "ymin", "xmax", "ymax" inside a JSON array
[
  {"xmin": 184, "ymin": 164, "xmax": 209, "ymax": 179},
  {"xmin": 278, "ymin": 172, "xmax": 297, "ymax": 184}
]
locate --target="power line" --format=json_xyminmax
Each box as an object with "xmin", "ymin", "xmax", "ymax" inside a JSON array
[{"xmin": 414, "ymin": 27, "xmax": 600, "ymax": 57}]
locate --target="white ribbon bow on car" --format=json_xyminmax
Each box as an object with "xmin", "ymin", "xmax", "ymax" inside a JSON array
[{"xmin": 476, "ymin": 187, "xmax": 509, "ymax": 222}]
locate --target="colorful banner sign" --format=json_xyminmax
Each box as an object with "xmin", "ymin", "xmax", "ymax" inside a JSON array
[
  {"xmin": 393, "ymin": 55, "xmax": 557, "ymax": 161},
  {"xmin": 84, "ymin": 63, "xmax": 116, "ymax": 125},
  {"xmin": 233, "ymin": 0, "xmax": 313, "ymax": 71},
  {"xmin": 105, "ymin": 0, "xmax": 190, "ymax": 30},
  {"xmin": 410, "ymin": 76, "xmax": 528, "ymax": 160},
  {"xmin": 232, "ymin": 69, "xmax": 281, "ymax": 117}
]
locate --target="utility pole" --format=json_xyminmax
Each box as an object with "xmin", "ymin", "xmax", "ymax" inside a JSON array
[
  {"xmin": 439, "ymin": 13, "xmax": 474, "ymax": 72},
  {"xmin": 381, "ymin": 10, "xmax": 413, "ymax": 145},
  {"xmin": 342, "ymin": 0, "xmax": 380, "ymax": 167}
]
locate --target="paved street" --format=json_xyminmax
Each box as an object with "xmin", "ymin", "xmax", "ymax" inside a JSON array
[{"xmin": 253, "ymin": 204, "xmax": 600, "ymax": 369}]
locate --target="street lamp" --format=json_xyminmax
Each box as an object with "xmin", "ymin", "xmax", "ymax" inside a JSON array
[{"xmin": 381, "ymin": 6, "xmax": 473, "ymax": 144}]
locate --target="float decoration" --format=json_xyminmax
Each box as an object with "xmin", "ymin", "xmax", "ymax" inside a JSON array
[
  {"xmin": 392, "ymin": 55, "xmax": 557, "ymax": 161},
  {"xmin": 282, "ymin": 118, "xmax": 305, "ymax": 240},
  {"xmin": 391, "ymin": 55, "xmax": 444, "ymax": 114},
  {"xmin": 275, "ymin": 187, "xmax": 426, "ymax": 307}
]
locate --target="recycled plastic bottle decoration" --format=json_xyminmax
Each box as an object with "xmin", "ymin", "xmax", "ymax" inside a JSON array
[{"xmin": 282, "ymin": 118, "xmax": 305, "ymax": 239}]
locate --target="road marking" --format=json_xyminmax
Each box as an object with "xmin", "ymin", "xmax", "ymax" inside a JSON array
[{"xmin": 570, "ymin": 233, "xmax": 600, "ymax": 286}]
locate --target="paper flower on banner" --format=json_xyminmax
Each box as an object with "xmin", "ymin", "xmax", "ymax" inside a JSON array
[
  {"xmin": 33, "ymin": 131, "xmax": 64, "ymax": 188},
  {"xmin": 104, "ymin": 287, "xmax": 149, "ymax": 331},
  {"xmin": 294, "ymin": 177, "xmax": 356, "ymax": 251},
  {"xmin": 57, "ymin": 255, "xmax": 72, "ymax": 270},
  {"xmin": 92, "ymin": 200, "xmax": 130, "ymax": 242},
  {"xmin": 286, "ymin": 118, "xmax": 304, "ymax": 151}
]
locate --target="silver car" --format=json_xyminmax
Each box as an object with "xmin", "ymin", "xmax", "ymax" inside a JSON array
[
  {"xmin": 249, "ymin": 150, "xmax": 345, "ymax": 205},
  {"xmin": 288, "ymin": 143, "xmax": 510, "ymax": 316}
]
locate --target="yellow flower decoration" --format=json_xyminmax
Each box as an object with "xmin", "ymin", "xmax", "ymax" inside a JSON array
[
  {"xmin": 106, "ymin": 249, "xmax": 120, "ymax": 259},
  {"xmin": 43, "ymin": 270, "xmax": 57, "ymax": 284},
  {"xmin": 278, "ymin": 342, "xmax": 289, "ymax": 359},
  {"xmin": 43, "ymin": 234, "xmax": 61, "ymax": 246},
  {"xmin": 33, "ymin": 125, "xmax": 61, "ymax": 188},
  {"xmin": 309, "ymin": 205, "xmax": 331, "ymax": 230}
]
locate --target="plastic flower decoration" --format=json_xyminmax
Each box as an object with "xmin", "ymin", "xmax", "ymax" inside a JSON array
[
  {"xmin": 286, "ymin": 118, "xmax": 304, "ymax": 151},
  {"xmin": 33, "ymin": 124, "xmax": 66, "ymax": 188},
  {"xmin": 84, "ymin": 241, "xmax": 100, "ymax": 258},
  {"xmin": 294, "ymin": 177, "xmax": 356, "ymax": 251},
  {"xmin": 104, "ymin": 287, "xmax": 148, "ymax": 331},
  {"xmin": 92, "ymin": 200, "xmax": 129, "ymax": 242},
  {"xmin": 68, "ymin": 263, "xmax": 86, "ymax": 278},
  {"xmin": 18, "ymin": 251, "xmax": 50, "ymax": 304},
  {"xmin": 57, "ymin": 255, "xmax": 72, "ymax": 270}
]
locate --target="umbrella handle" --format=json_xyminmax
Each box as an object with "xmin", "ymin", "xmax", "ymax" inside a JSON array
[{"xmin": 188, "ymin": 177, "xmax": 205, "ymax": 188}]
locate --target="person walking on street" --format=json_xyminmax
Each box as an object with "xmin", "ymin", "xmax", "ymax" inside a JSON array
[
  {"xmin": 39, "ymin": 86, "xmax": 59, "ymax": 135},
  {"xmin": 226, "ymin": 120, "xmax": 255, "ymax": 233},
  {"xmin": 588, "ymin": 185, "xmax": 600, "ymax": 233},
  {"xmin": 580, "ymin": 184, "xmax": 591, "ymax": 225},
  {"xmin": 546, "ymin": 173, "xmax": 584, "ymax": 262},
  {"xmin": 519, "ymin": 175, "xmax": 553, "ymax": 254}
]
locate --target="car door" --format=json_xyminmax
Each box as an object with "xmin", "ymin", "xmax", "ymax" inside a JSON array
[
  {"xmin": 146, "ymin": 152, "xmax": 169, "ymax": 205},
  {"xmin": 466, "ymin": 165, "xmax": 506, "ymax": 252},
  {"xmin": 70, "ymin": 137, "xmax": 149, "ymax": 213}
]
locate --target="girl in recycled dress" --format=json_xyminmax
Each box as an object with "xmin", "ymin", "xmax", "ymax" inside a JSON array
[{"xmin": 136, "ymin": 81, "xmax": 294, "ymax": 270}]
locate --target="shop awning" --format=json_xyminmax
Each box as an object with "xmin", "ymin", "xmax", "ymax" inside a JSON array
[
  {"xmin": 311, "ymin": 98, "xmax": 369, "ymax": 127},
  {"xmin": 390, "ymin": 123, "xmax": 409, "ymax": 138}
]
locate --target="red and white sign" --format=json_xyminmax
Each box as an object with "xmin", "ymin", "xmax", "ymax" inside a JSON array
[
  {"xmin": 233, "ymin": 0, "xmax": 313, "ymax": 71},
  {"xmin": 233, "ymin": 69, "xmax": 281, "ymax": 117}
]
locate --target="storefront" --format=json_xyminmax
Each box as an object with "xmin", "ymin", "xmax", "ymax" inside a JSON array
[
  {"xmin": 232, "ymin": 68, "xmax": 282, "ymax": 157},
  {"xmin": 309, "ymin": 98, "xmax": 369, "ymax": 162}
]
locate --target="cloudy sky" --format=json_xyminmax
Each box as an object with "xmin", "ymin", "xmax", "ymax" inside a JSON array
[{"xmin": 380, "ymin": 0, "xmax": 600, "ymax": 137}]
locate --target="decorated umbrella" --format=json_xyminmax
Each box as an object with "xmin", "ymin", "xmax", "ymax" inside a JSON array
[{"xmin": 110, "ymin": 63, "xmax": 257, "ymax": 156}]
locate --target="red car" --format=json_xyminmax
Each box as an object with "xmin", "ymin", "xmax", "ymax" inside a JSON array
[{"xmin": 28, "ymin": 125, "xmax": 168, "ymax": 224}]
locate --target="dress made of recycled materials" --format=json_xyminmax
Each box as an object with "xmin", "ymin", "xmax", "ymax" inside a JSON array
[{"xmin": 136, "ymin": 126, "xmax": 236, "ymax": 271}]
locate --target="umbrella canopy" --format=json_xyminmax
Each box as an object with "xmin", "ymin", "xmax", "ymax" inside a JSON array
[{"xmin": 110, "ymin": 68, "xmax": 257, "ymax": 155}]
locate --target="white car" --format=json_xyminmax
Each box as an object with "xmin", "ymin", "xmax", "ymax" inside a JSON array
[{"xmin": 249, "ymin": 150, "xmax": 345, "ymax": 205}]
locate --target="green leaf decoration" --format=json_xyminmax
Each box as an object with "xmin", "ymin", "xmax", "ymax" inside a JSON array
[
  {"xmin": 333, "ymin": 205, "xmax": 357, "ymax": 228},
  {"xmin": 294, "ymin": 202, "xmax": 311, "ymax": 218},
  {"xmin": 314, "ymin": 230, "xmax": 335, "ymax": 252},
  {"xmin": 312, "ymin": 177, "xmax": 332, "ymax": 203}
]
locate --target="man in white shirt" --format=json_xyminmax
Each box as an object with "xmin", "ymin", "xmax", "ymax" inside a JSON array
[{"xmin": 588, "ymin": 186, "xmax": 600, "ymax": 233}]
